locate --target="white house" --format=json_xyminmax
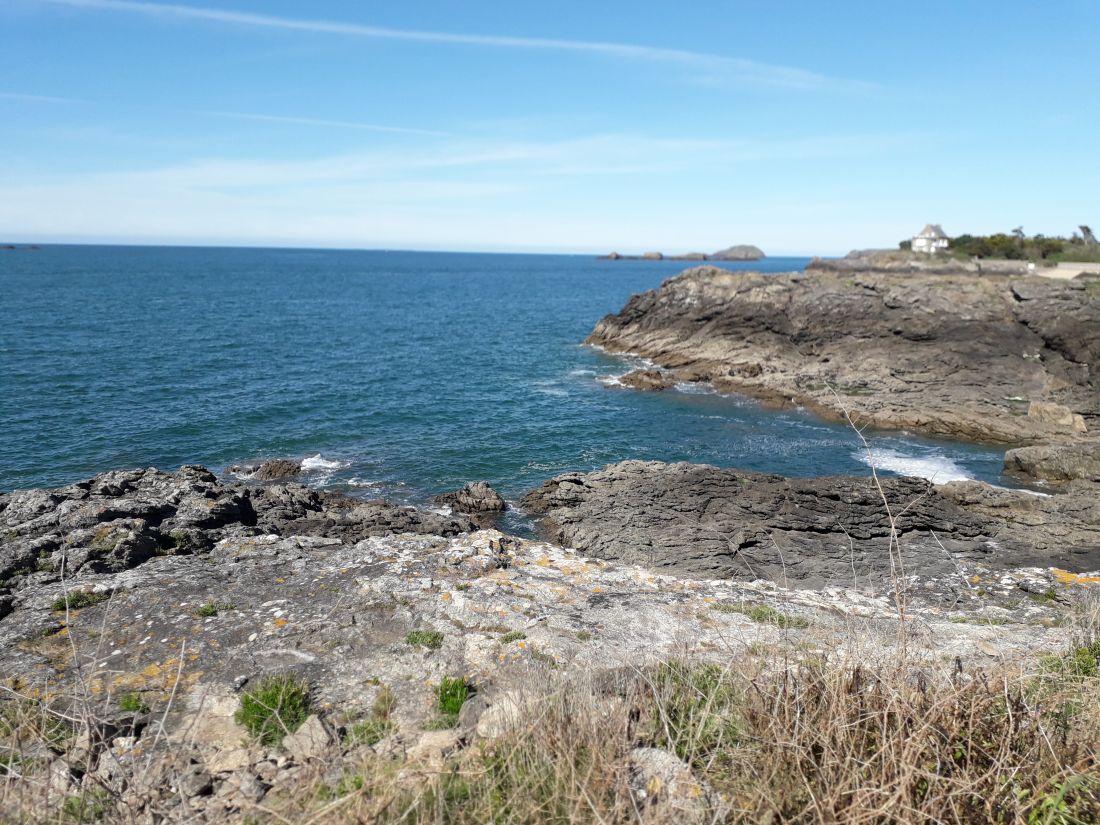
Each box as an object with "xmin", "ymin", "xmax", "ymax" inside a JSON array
[{"xmin": 912, "ymin": 224, "xmax": 949, "ymax": 254}]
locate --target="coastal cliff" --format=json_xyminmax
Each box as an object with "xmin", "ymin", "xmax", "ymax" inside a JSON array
[{"xmin": 587, "ymin": 266, "xmax": 1100, "ymax": 473}]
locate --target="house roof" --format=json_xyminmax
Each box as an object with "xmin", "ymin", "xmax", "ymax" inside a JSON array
[{"xmin": 916, "ymin": 224, "xmax": 948, "ymax": 239}]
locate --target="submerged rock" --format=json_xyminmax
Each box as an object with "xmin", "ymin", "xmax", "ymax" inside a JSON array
[{"xmin": 618, "ymin": 369, "xmax": 677, "ymax": 391}]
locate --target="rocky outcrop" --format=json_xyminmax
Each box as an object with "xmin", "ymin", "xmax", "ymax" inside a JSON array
[
  {"xmin": 587, "ymin": 267, "xmax": 1100, "ymax": 458},
  {"xmin": 522, "ymin": 460, "xmax": 1100, "ymax": 595},
  {"xmin": 434, "ymin": 481, "xmax": 506, "ymax": 515},
  {"xmin": 1004, "ymin": 444, "xmax": 1100, "ymax": 483},
  {"xmin": 227, "ymin": 459, "xmax": 303, "ymax": 480},
  {"xmin": 0, "ymin": 466, "xmax": 473, "ymax": 586},
  {"xmin": 619, "ymin": 369, "xmax": 677, "ymax": 391}
]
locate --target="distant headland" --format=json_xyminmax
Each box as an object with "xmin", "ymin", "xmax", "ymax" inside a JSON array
[{"xmin": 600, "ymin": 243, "xmax": 764, "ymax": 261}]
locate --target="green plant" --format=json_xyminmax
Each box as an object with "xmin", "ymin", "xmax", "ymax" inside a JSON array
[
  {"xmin": 575, "ymin": 630, "xmax": 593, "ymax": 642},
  {"xmin": 648, "ymin": 661, "xmax": 742, "ymax": 765},
  {"xmin": 61, "ymin": 789, "xmax": 109, "ymax": 822},
  {"xmin": 499, "ymin": 631, "xmax": 526, "ymax": 644},
  {"xmin": 51, "ymin": 590, "xmax": 110, "ymax": 611},
  {"xmin": 1042, "ymin": 640, "xmax": 1100, "ymax": 679},
  {"xmin": 118, "ymin": 693, "xmax": 149, "ymax": 714},
  {"xmin": 405, "ymin": 630, "xmax": 444, "ymax": 650},
  {"xmin": 347, "ymin": 687, "xmax": 397, "ymax": 746},
  {"xmin": 427, "ymin": 677, "xmax": 470, "ymax": 728},
  {"xmin": 235, "ymin": 675, "xmax": 311, "ymax": 746},
  {"xmin": 194, "ymin": 600, "xmax": 232, "ymax": 618},
  {"xmin": 711, "ymin": 601, "xmax": 810, "ymax": 629}
]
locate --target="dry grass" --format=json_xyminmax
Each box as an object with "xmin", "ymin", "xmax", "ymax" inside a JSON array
[{"xmin": 2, "ymin": 527, "xmax": 1098, "ymax": 824}]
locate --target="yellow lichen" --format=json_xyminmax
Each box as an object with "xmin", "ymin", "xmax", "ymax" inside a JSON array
[{"xmin": 1052, "ymin": 568, "xmax": 1100, "ymax": 585}]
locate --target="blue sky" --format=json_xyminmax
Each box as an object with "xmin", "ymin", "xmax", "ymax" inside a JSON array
[{"xmin": 2, "ymin": 0, "xmax": 1098, "ymax": 254}]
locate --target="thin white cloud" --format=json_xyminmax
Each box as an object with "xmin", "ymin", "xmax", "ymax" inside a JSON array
[
  {"xmin": 41, "ymin": 0, "xmax": 861, "ymax": 91},
  {"xmin": 0, "ymin": 91, "xmax": 81, "ymax": 103},
  {"xmin": 198, "ymin": 110, "xmax": 453, "ymax": 138}
]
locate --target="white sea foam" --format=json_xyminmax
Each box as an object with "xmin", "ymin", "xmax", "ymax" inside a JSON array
[
  {"xmin": 855, "ymin": 449, "xmax": 973, "ymax": 485},
  {"xmin": 347, "ymin": 477, "xmax": 382, "ymax": 488},
  {"xmin": 596, "ymin": 374, "xmax": 627, "ymax": 388},
  {"xmin": 301, "ymin": 454, "xmax": 344, "ymax": 471},
  {"xmin": 531, "ymin": 379, "xmax": 569, "ymax": 397}
]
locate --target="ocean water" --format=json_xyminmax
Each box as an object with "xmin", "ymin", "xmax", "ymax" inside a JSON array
[{"xmin": 1, "ymin": 246, "xmax": 1018, "ymax": 528}]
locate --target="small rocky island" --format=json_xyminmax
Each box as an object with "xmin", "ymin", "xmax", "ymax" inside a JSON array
[{"xmin": 601, "ymin": 244, "xmax": 765, "ymax": 262}]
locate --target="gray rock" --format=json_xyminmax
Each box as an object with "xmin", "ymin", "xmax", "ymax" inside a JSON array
[
  {"xmin": 522, "ymin": 461, "xmax": 1100, "ymax": 592},
  {"xmin": 626, "ymin": 747, "xmax": 718, "ymax": 824},
  {"xmin": 618, "ymin": 370, "xmax": 676, "ymax": 392},
  {"xmin": 281, "ymin": 715, "xmax": 335, "ymax": 763},
  {"xmin": 586, "ymin": 266, "xmax": 1099, "ymax": 448},
  {"xmin": 434, "ymin": 482, "xmax": 506, "ymax": 515},
  {"xmin": 178, "ymin": 763, "xmax": 214, "ymax": 797},
  {"xmin": 1004, "ymin": 444, "xmax": 1100, "ymax": 483}
]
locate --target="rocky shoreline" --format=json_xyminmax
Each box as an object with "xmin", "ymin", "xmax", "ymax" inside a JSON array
[
  {"xmin": 2, "ymin": 460, "xmax": 1098, "ymax": 821},
  {"xmin": 587, "ymin": 265, "xmax": 1100, "ymax": 484},
  {"xmin": 3, "ymin": 262, "xmax": 1100, "ymax": 822}
]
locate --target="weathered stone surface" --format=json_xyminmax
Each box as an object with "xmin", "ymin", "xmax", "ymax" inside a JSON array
[
  {"xmin": 434, "ymin": 481, "xmax": 506, "ymax": 514},
  {"xmin": 522, "ymin": 461, "xmax": 1100, "ymax": 592},
  {"xmin": 1027, "ymin": 401, "xmax": 1087, "ymax": 433},
  {"xmin": 586, "ymin": 266, "xmax": 1100, "ymax": 449},
  {"xmin": 626, "ymin": 747, "xmax": 719, "ymax": 824},
  {"xmin": 0, "ymin": 465, "xmax": 474, "ymax": 585},
  {"xmin": 281, "ymin": 715, "xmax": 336, "ymax": 762},
  {"xmin": 618, "ymin": 369, "xmax": 676, "ymax": 392},
  {"xmin": 1004, "ymin": 443, "xmax": 1100, "ymax": 483}
]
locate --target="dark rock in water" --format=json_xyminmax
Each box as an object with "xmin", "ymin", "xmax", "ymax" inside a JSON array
[
  {"xmin": 522, "ymin": 460, "xmax": 1100, "ymax": 591},
  {"xmin": 253, "ymin": 459, "xmax": 303, "ymax": 480},
  {"xmin": 227, "ymin": 459, "xmax": 303, "ymax": 480},
  {"xmin": 641, "ymin": 251, "xmax": 664, "ymax": 260},
  {"xmin": 618, "ymin": 369, "xmax": 676, "ymax": 391},
  {"xmin": 435, "ymin": 481, "xmax": 506, "ymax": 514}
]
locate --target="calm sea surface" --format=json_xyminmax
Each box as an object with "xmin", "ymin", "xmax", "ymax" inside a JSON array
[{"xmin": 1, "ymin": 246, "xmax": 1017, "ymax": 529}]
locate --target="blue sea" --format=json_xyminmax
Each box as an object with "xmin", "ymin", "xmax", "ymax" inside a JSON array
[{"xmin": 1, "ymin": 246, "xmax": 1017, "ymax": 529}]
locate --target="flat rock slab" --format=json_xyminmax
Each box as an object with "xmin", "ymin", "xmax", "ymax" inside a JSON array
[{"xmin": 522, "ymin": 460, "xmax": 1100, "ymax": 594}]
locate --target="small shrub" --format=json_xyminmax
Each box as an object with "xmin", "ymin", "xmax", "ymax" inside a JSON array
[
  {"xmin": 499, "ymin": 630, "xmax": 526, "ymax": 644},
  {"xmin": 711, "ymin": 601, "xmax": 810, "ymax": 629},
  {"xmin": 194, "ymin": 600, "xmax": 232, "ymax": 618},
  {"xmin": 118, "ymin": 693, "xmax": 149, "ymax": 714},
  {"xmin": 1042, "ymin": 640, "xmax": 1100, "ymax": 679},
  {"xmin": 405, "ymin": 630, "xmax": 444, "ymax": 650},
  {"xmin": 575, "ymin": 630, "xmax": 593, "ymax": 642},
  {"xmin": 235, "ymin": 675, "xmax": 311, "ymax": 746},
  {"xmin": 51, "ymin": 590, "xmax": 110, "ymax": 612}
]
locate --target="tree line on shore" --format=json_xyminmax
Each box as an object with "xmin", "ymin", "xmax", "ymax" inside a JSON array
[{"xmin": 901, "ymin": 225, "xmax": 1099, "ymax": 261}]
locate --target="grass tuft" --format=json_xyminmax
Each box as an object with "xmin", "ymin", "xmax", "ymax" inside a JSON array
[
  {"xmin": 50, "ymin": 590, "xmax": 110, "ymax": 612},
  {"xmin": 405, "ymin": 630, "xmax": 444, "ymax": 650},
  {"xmin": 711, "ymin": 601, "xmax": 810, "ymax": 629},
  {"xmin": 234, "ymin": 674, "xmax": 311, "ymax": 746}
]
